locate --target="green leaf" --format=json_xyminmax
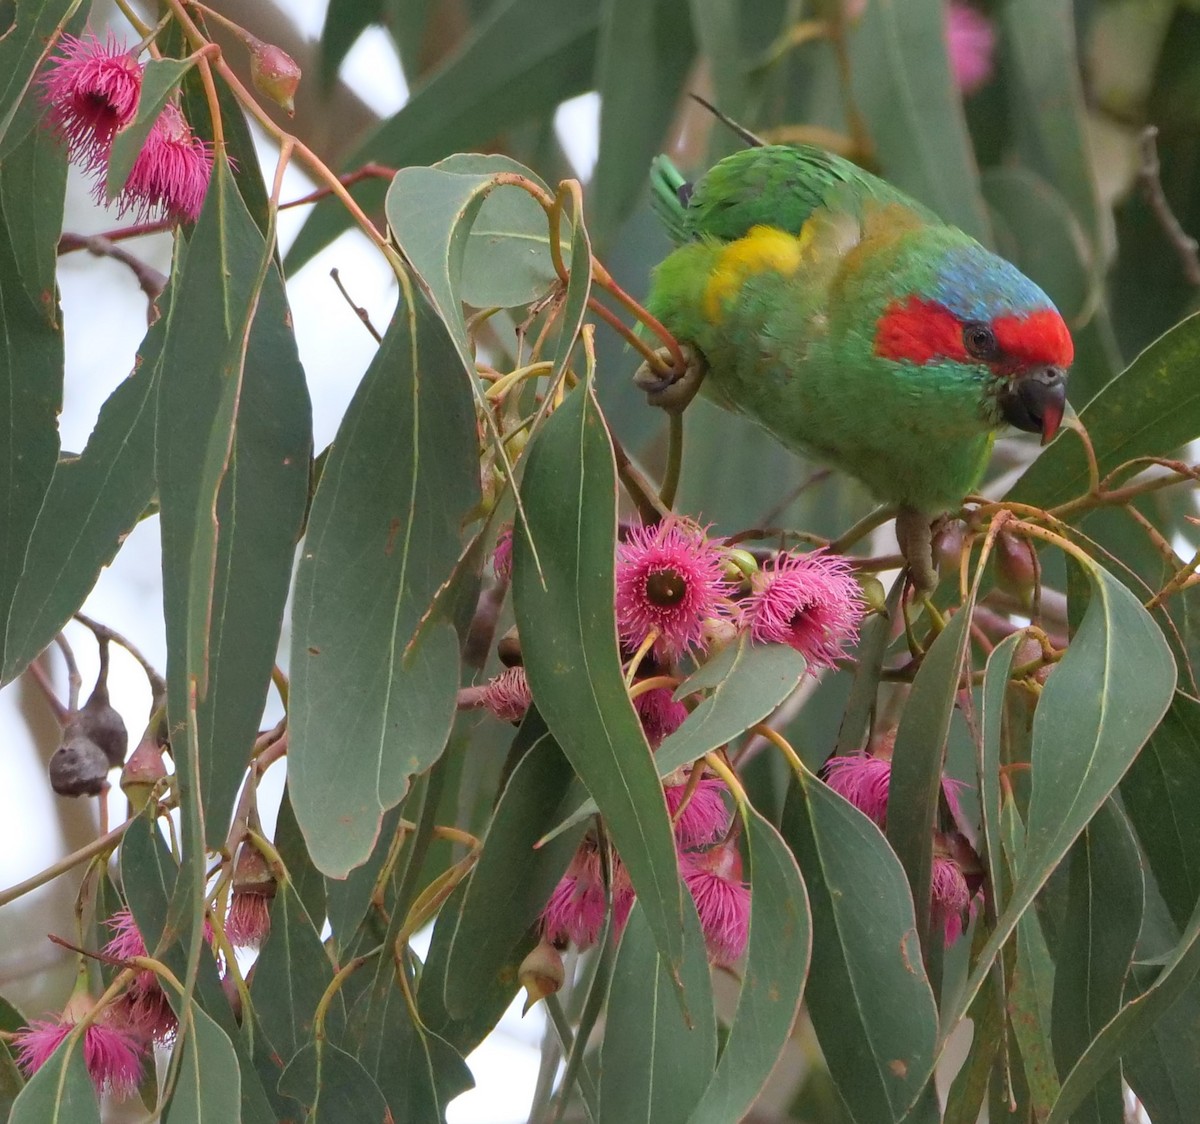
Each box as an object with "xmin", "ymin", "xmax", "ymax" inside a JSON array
[
  {"xmin": 1051, "ymin": 801, "xmax": 1144, "ymax": 1121},
  {"xmin": 686, "ymin": 0, "xmax": 749, "ymax": 125},
  {"xmin": 591, "ymin": 0, "xmax": 695, "ymax": 244},
  {"xmin": 0, "ymin": 0, "xmax": 78, "ymax": 146},
  {"xmin": 384, "ymin": 156, "xmax": 560, "ymax": 372},
  {"xmin": 284, "ymin": 0, "xmax": 600, "ymax": 274},
  {"xmin": 288, "ymin": 281, "xmax": 479, "ymax": 878},
  {"xmin": 318, "ymin": 0, "xmax": 385, "ymax": 87},
  {"xmin": 687, "ymin": 806, "xmax": 811, "ymax": 1124},
  {"xmin": 1, "ymin": 267, "xmax": 164, "ymax": 684},
  {"xmin": 599, "ymin": 898, "xmax": 717, "ymax": 1124},
  {"xmin": 439, "ymin": 153, "xmax": 563, "ymax": 310},
  {"xmin": 1048, "ymin": 888, "xmax": 1200, "ymax": 1122},
  {"xmin": 164, "ymin": 1004, "xmax": 242, "ymax": 1124},
  {"xmin": 997, "ymin": 0, "xmax": 1108, "ymax": 262},
  {"xmin": 845, "ymin": 0, "xmax": 990, "ymax": 241},
  {"xmin": 513, "ymin": 379, "xmax": 684, "ymax": 974},
  {"xmin": 546, "ymin": 636, "xmax": 807, "ymax": 841},
  {"xmin": 1000, "ymin": 796, "xmax": 1061, "ymax": 1118},
  {"xmin": 978, "ymin": 633, "xmax": 1023, "ymax": 918},
  {"xmin": 0, "ymin": 131, "xmax": 64, "ymax": 677},
  {"xmin": 1124, "ymin": 968, "xmax": 1200, "ymax": 1124},
  {"xmin": 949, "ymin": 559, "xmax": 1176, "ymax": 1030},
  {"xmin": 7, "ymin": 1033, "xmax": 99, "ymax": 1124},
  {"xmin": 249, "ymin": 879, "xmax": 338, "ymax": 1067},
  {"xmin": 274, "ymin": 785, "xmax": 327, "ymax": 931},
  {"xmin": 886, "ymin": 588, "xmax": 974, "ymax": 953},
  {"xmin": 982, "ymin": 167, "xmax": 1094, "ymax": 324},
  {"xmin": 443, "ymin": 715, "xmax": 584, "ymax": 1017},
  {"xmin": 1, "ymin": 92, "xmax": 67, "ymax": 310},
  {"xmin": 278, "ymin": 1041, "xmax": 389, "ymax": 1121},
  {"xmin": 835, "ymin": 579, "xmax": 904, "ymax": 756},
  {"xmin": 1122, "ymin": 692, "xmax": 1200, "ymax": 930},
  {"xmin": 106, "ymin": 58, "xmax": 195, "ymax": 198},
  {"xmin": 780, "ymin": 769, "xmax": 939, "ymax": 1123},
  {"xmin": 1008, "ymin": 311, "xmax": 1200, "ymax": 514}
]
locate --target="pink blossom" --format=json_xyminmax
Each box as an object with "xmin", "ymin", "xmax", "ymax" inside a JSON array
[
  {"xmin": 634, "ymin": 686, "xmax": 688, "ymax": 748},
  {"xmin": 665, "ymin": 777, "xmax": 730, "ymax": 848},
  {"xmin": 40, "ymin": 32, "xmax": 142, "ymax": 171},
  {"xmin": 540, "ymin": 842, "xmax": 633, "ymax": 949},
  {"xmin": 226, "ymin": 892, "xmax": 272, "ymax": 949},
  {"xmin": 738, "ymin": 550, "xmax": 864, "ymax": 670},
  {"xmin": 492, "ymin": 523, "xmax": 513, "ymax": 583},
  {"xmin": 823, "ymin": 752, "xmax": 967, "ymax": 831},
  {"xmin": 104, "ymin": 909, "xmax": 177, "ymax": 1042},
  {"xmin": 615, "ymin": 520, "xmax": 730, "ymax": 661},
  {"xmin": 682, "ymin": 842, "xmax": 750, "ymax": 966},
  {"xmin": 13, "ymin": 1015, "xmax": 144, "ymax": 1097},
  {"xmin": 946, "ymin": 3, "xmax": 995, "ymax": 95},
  {"xmin": 481, "ymin": 666, "xmax": 532, "ymax": 723},
  {"xmin": 116, "ymin": 102, "xmax": 212, "ymax": 223},
  {"xmin": 932, "ymin": 854, "xmax": 971, "ymax": 945}
]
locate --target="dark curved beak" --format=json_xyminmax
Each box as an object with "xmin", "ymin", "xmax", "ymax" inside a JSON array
[{"xmin": 999, "ymin": 367, "xmax": 1068, "ymax": 445}]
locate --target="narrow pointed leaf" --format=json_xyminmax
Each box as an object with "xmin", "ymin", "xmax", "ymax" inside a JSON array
[
  {"xmin": 688, "ymin": 806, "xmax": 811, "ymax": 1124},
  {"xmin": 600, "ymin": 899, "xmax": 717, "ymax": 1124},
  {"xmin": 513, "ymin": 379, "xmax": 684, "ymax": 973},
  {"xmin": 289, "ymin": 282, "xmax": 479, "ymax": 877},
  {"xmin": 443, "ymin": 715, "xmax": 585, "ymax": 1017},
  {"xmin": 7, "ymin": 1035, "xmax": 99, "ymax": 1124},
  {"xmin": 780, "ymin": 769, "xmax": 938, "ymax": 1123},
  {"xmin": 950, "ymin": 559, "xmax": 1175, "ymax": 1027},
  {"xmin": 1051, "ymin": 801, "xmax": 1144, "ymax": 1121},
  {"xmin": 279, "ymin": 1041, "xmax": 388, "ymax": 1122},
  {"xmin": 0, "ymin": 0, "xmax": 78, "ymax": 146},
  {"xmin": 106, "ymin": 58, "xmax": 195, "ymax": 198},
  {"xmin": 886, "ymin": 589, "xmax": 974, "ymax": 951},
  {"xmin": 164, "ymin": 1004, "xmax": 242, "ymax": 1124}
]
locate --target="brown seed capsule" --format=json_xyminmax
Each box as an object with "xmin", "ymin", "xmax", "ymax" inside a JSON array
[
  {"xmin": 78, "ymin": 680, "xmax": 128, "ymax": 768},
  {"xmin": 49, "ymin": 728, "xmax": 110, "ymax": 796}
]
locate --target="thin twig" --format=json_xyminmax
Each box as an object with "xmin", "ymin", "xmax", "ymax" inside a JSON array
[
  {"xmin": 1139, "ymin": 125, "xmax": 1200, "ymax": 285},
  {"xmin": 74, "ymin": 613, "xmax": 167, "ymax": 700},
  {"xmin": 0, "ymin": 818, "xmax": 135, "ymax": 908},
  {"xmin": 57, "ymin": 233, "xmax": 168, "ymax": 303},
  {"xmin": 25, "ymin": 658, "xmax": 69, "ymax": 724},
  {"xmin": 330, "ymin": 268, "xmax": 383, "ymax": 342},
  {"xmin": 54, "ymin": 634, "xmax": 82, "ymax": 714}
]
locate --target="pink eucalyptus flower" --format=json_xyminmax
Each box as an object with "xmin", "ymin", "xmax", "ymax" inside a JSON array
[
  {"xmin": 541, "ymin": 842, "xmax": 633, "ymax": 949},
  {"xmin": 682, "ymin": 842, "xmax": 750, "ymax": 966},
  {"xmin": 946, "ymin": 3, "xmax": 995, "ymax": 95},
  {"xmin": 932, "ymin": 853, "xmax": 972, "ymax": 945},
  {"xmin": 481, "ymin": 666, "xmax": 532, "ymax": 723},
  {"xmin": 40, "ymin": 32, "xmax": 142, "ymax": 170},
  {"xmin": 738, "ymin": 550, "xmax": 864, "ymax": 670},
  {"xmin": 634, "ymin": 686, "xmax": 689, "ymax": 748},
  {"xmin": 116, "ymin": 102, "xmax": 212, "ymax": 223},
  {"xmin": 104, "ymin": 909, "xmax": 177, "ymax": 1043},
  {"xmin": 615, "ymin": 520, "xmax": 730, "ymax": 661},
  {"xmin": 823, "ymin": 752, "xmax": 966, "ymax": 830},
  {"xmin": 492, "ymin": 523, "xmax": 513, "ymax": 583},
  {"xmin": 225, "ymin": 844, "xmax": 276, "ymax": 950},
  {"xmin": 665, "ymin": 776, "xmax": 731, "ymax": 848},
  {"xmin": 13, "ymin": 1013, "xmax": 144, "ymax": 1098}
]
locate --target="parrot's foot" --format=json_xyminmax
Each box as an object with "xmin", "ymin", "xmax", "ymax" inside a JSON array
[
  {"xmin": 895, "ymin": 507, "xmax": 938, "ymax": 595},
  {"xmin": 633, "ymin": 344, "xmax": 706, "ymax": 414}
]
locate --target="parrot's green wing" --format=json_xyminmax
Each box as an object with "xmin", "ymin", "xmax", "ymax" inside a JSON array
[{"xmin": 653, "ymin": 145, "xmax": 938, "ymax": 246}]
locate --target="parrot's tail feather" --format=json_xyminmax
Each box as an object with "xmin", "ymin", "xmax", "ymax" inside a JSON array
[
  {"xmin": 650, "ymin": 155, "xmax": 693, "ymax": 244},
  {"xmin": 687, "ymin": 93, "xmax": 766, "ymax": 148}
]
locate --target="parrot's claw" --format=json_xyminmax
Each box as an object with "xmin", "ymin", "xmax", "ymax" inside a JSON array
[
  {"xmin": 633, "ymin": 345, "xmax": 706, "ymax": 414},
  {"xmin": 895, "ymin": 507, "xmax": 939, "ymax": 595}
]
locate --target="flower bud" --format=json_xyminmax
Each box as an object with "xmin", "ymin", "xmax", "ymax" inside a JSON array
[
  {"xmin": 720, "ymin": 548, "xmax": 758, "ymax": 585},
  {"xmin": 121, "ymin": 736, "xmax": 167, "ymax": 811},
  {"xmin": 855, "ymin": 573, "xmax": 887, "ymax": 615},
  {"xmin": 933, "ymin": 520, "xmax": 966, "ymax": 582},
  {"xmin": 518, "ymin": 940, "xmax": 564, "ymax": 1014},
  {"xmin": 249, "ymin": 43, "xmax": 300, "ymax": 116},
  {"xmin": 49, "ymin": 728, "xmax": 110, "ymax": 796},
  {"xmin": 993, "ymin": 530, "xmax": 1038, "ymax": 609},
  {"xmin": 497, "ymin": 625, "xmax": 522, "ymax": 667}
]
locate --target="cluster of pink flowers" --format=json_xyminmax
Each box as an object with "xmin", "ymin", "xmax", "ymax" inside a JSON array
[
  {"xmin": 824, "ymin": 748, "xmax": 977, "ymax": 945},
  {"xmin": 41, "ymin": 32, "xmax": 212, "ymax": 223},
  {"xmin": 11, "ymin": 906, "xmax": 231, "ymax": 1097}
]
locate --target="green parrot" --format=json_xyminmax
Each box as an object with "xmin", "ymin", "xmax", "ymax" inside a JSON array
[{"xmin": 636, "ymin": 137, "xmax": 1072, "ymax": 589}]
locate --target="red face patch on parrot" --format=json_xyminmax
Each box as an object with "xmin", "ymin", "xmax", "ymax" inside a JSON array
[{"xmin": 874, "ymin": 296, "xmax": 1073, "ymax": 373}]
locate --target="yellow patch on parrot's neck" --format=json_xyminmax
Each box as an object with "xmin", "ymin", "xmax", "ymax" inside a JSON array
[{"xmin": 702, "ymin": 224, "xmax": 804, "ymax": 322}]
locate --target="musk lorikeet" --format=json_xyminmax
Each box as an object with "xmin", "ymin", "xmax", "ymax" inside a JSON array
[{"xmin": 636, "ymin": 139, "xmax": 1072, "ymax": 590}]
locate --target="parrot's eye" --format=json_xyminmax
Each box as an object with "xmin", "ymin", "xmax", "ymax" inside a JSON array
[{"xmin": 963, "ymin": 322, "xmax": 999, "ymax": 361}]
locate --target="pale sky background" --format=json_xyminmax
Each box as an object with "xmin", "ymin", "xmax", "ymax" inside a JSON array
[{"xmin": 0, "ymin": 4, "xmax": 603, "ymax": 1118}]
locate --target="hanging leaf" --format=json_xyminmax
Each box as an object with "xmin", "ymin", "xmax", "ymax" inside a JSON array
[{"xmin": 288, "ymin": 278, "xmax": 479, "ymax": 878}]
